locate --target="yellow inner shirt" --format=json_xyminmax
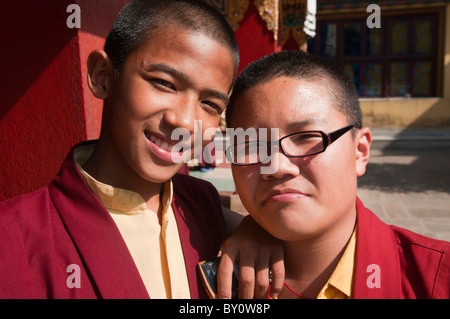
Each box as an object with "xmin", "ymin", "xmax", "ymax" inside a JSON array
[
  {"xmin": 317, "ymin": 227, "xmax": 356, "ymax": 299},
  {"xmin": 74, "ymin": 144, "xmax": 191, "ymax": 299}
]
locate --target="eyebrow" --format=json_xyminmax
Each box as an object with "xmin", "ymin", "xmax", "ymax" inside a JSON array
[
  {"xmin": 142, "ymin": 63, "xmax": 230, "ymax": 104},
  {"xmin": 287, "ymin": 117, "xmax": 326, "ymax": 131},
  {"xmin": 143, "ymin": 62, "xmax": 189, "ymax": 83}
]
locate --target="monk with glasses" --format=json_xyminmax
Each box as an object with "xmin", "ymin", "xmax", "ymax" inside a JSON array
[{"xmin": 221, "ymin": 51, "xmax": 449, "ymax": 299}]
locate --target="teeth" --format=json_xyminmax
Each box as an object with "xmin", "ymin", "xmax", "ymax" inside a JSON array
[{"xmin": 147, "ymin": 133, "xmax": 174, "ymax": 152}]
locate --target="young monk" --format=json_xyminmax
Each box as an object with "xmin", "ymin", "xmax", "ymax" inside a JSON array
[
  {"xmin": 225, "ymin": 51, "xmax": 449, "ymax": 299},
  {"xmin": 0, "ymin": 0, "xmax": 283, "ymax": 299}
]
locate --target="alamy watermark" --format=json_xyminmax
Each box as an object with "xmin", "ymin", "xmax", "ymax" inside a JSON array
[
  {"xmin": 366, "ymin": 264, "xmax": 381, "ymax": 288},
  {"xmin": 367, "ymin": 4, "xmax": 381, "ymax": 29},
  {"xmin": 66, "ymin": 264, "xmax": 81, "ymax": 289},
  {"xmin": 170, "ymin": 120, "xmax": 280, "ymax": 174},
  {"xmin": 63, "ymin": 1, "xmax": 382, "ymax": 174},
  {"xmin": 65, "ymin": 262, "xmax": 381, "ymax": 291},
  {"xmin": 66, "ymin": 3, "xmax": 381, "ymax": 30},
  {"xmin": 66, "ymin": 4, "xmax": 81, "ymax": 29}
]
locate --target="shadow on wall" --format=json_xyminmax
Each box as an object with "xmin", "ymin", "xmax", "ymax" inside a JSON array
[
  {"xmin": 0, "ymin": 1, "xmax": 78, "ymax": 120},
  {"xmin": 0, "ymin": 0, "xmax": 128, "ymax": 120},
  {"xmin": 358, "ymin": 99, "xmax": 450, "ymax": 194},
  {"xmin": 0, "ymin": 0, "xmax": 129, "ymax": 201},
  {"xmin": 358, "ymin": 140, "xmax": 450, "ymax": 193}
]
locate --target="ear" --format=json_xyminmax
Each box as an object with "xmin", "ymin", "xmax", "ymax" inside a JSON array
[
  {"xmin": 87, "ymin": 50, "xmax": 114, "ymax": 100},
  {"xmin": 355, "ymin": 127, "xmax": 372, "ymax": 177}
]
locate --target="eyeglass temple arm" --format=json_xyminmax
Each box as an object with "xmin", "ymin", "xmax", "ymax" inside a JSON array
[{"xmin": 326, "ymin": 124, "xmax": 356, "ymax": 145}]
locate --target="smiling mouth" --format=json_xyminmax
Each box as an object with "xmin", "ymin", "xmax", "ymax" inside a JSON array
[
  {"xmin": 145, "ymin": 131, "xmax": 188, "ymax": 154},
  {"xmin": 147, "ymin": 132, "xmax": 172, "ymax": 151}
]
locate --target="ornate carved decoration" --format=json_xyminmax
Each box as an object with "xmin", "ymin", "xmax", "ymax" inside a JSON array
[
  {"xmin": 228, "ymin": 0, "xmax": 250, "ymax": 31},
  {"xmin": 202, "ymin": 0, "xmax": 249, "ymax": 31},
  {"xmin": 280, "ymin": 0, "xmax": 307, "ymax": 48},
  {"xmin": 254, "ymin": 0, "xmax": 280, "ymax": 40}
]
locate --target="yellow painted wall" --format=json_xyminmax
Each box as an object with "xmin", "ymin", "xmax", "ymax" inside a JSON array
[{"xmin": 361, "ymin": 98, "xmax": 450, "ymax": 128}]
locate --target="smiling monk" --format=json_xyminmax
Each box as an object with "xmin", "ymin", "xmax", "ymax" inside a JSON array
[{"xmin": 0, "ymin": 0, "xmax": 284, "ymax": 299}]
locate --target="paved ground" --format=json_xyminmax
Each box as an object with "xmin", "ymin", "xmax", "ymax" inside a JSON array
[{"xmin": 190, "ymin": 128, "xmax": 450, "ymax": 242}]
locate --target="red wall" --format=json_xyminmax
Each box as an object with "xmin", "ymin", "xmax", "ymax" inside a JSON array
[
  {"xmin": 0, "ymin": 1, "xmax": 83, "ymax": 201},
  {"xmin": 0, "ymin": 0, "xmax": 129, "ymax": 201},
  {"xmin": 0, "ymin": 0, "xmax": 277, "ymax": 201},
  {"xmin": 235, "ymin": 3, "xmax": 281, "ymax": 74}
]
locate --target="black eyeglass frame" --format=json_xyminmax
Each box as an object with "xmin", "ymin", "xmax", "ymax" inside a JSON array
[{"xmin": 227, "ymin": 124, "xmax": 357, "ymax": 166}]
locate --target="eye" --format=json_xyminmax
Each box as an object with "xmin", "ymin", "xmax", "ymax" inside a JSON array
[
  {"xmin": 290, "ymin": 132, "xmax": 322, "ymax": 145},
  {"xmin": 201, "ymin": 100, "xmax": 223, "ymax": 115},
  {"xmin": 150, "ymin": 79, "xmax": 176, "ymax": 91}
]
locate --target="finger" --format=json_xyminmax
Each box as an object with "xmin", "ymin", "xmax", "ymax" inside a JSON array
[
  {"xmin": 238, "ymin": 265, "xmax": 255, "ymax": 299},
  {"xmin": 268, "ymin": 258, "xmax": 285, "ymax": 299},
  {"xmin": 252, "ymin": 250, "xmax": 271, "ymax": 299},
  {"xmin": 217, "ymin": 248, "xmax": 237, "ymax": 299},
  {"xmin": 254, "ymin": 266, "xmax": 270, "ymax": 299},
  {"xmin": 237, "ymin": 252, "xmax": 255, "ymax": 299}
]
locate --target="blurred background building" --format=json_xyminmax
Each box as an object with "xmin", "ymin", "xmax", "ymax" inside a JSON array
[{"xmin": 1, "ymin": 0, "xmax": 449, "ymax": 201}]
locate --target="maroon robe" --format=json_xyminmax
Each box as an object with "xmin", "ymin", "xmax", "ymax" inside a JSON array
[
  {"xmin": 0, "ymin": 143, "xmax": 225, "ymax": 298},
  {"xmin": 263, "ymin": 199, "xmax": 449, "ymax": 299},
  {"xmin": 352, "ymin": 198, "xmax": 449, "ymax": 299}
]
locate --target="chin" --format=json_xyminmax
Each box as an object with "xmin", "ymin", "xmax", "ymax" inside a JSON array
[
  {"xmin": 140, "ymin": 165, "xmax": 181, "ymax": 184},
  {"xmin": 256, "ymin": 213, "xmax": 323, "ymax": 241}
]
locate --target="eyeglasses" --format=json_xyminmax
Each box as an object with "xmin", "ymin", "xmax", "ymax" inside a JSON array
[{"xmin": 226, "ymin": 124, "xmax": 356, "ymax": 166}]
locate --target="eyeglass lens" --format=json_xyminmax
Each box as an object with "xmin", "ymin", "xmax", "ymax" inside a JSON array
[{"xmin": 230, "ymin": 131, "xmax": 326, "ymax": 165}]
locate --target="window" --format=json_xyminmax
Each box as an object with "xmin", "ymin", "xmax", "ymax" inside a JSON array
[{"xmin": 308, "ymin": 9, "xmax": 443, "ymax": 98}]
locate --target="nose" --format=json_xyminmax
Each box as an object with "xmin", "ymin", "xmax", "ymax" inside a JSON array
[
  {"xmin": 163, "ymin": 94, "xmax": 197, "ymax": 134},
  {"xmin": 261, "ymin": 146, "xmax": 301, "ymax": 179}
]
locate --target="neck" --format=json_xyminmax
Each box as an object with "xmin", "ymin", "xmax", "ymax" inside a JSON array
[
  {"xmin": 280, "ymin": 214, "xmax": 356, "ymax": 299},
  {"xmin": 82, "ymin": 139, "xmax": 163, "ymax": 214}
]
